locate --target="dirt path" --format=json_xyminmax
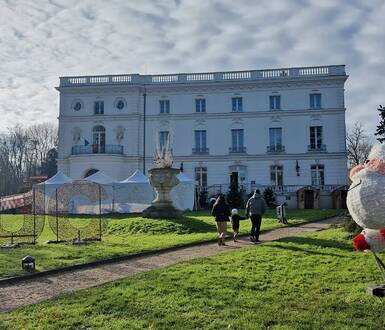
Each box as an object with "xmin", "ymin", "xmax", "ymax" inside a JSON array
[{"xmin": 0, "ymin": 216, "xmax": 341, "ymax": 313}]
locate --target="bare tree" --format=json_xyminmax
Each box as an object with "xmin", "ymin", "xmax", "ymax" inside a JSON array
[
  {"xmin": 27, "ymin": 123, "xmax": 58, "ymax": 175},
  {"xmin": 346, "ymin": 122, "xmax": 372, "ymax": 167},
  {"xmin": 0, "ymin": 123, "xmax": 58, "ymax": 197}
]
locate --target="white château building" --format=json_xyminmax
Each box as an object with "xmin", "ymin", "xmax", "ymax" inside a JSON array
[{"xmin": 57, "ymin": 65, "xmax": 348, "ymax": 208}]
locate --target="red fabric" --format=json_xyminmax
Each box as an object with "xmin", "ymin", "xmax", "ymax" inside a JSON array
[
  {"xmin": 379, "ymin": 229, "xmax": 385, "ymax": 240},
  {"xmin": 352, "ymin": 233, "xmax": 370, "ymax": 251}
]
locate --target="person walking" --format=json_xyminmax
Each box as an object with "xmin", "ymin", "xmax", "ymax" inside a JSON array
[
  {"xmin": 245, "ymin": 189, "xmax": 267, "ymax": 244},
  {"xmin": 230, "ymin": 208, "xmax": 247, "ymax": 242},
  {"xmin": 211, "ymin": 195, "xmax": 231, "ymax": 246}
]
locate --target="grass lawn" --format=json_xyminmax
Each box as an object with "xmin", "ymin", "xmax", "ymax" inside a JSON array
[
  {"xmin": 1, "ymin": 226, "xmax": 384, "ymax": 329},
  {"xmin": 0, "ymin": 209, "xmax": 340, "ymax": 279}
]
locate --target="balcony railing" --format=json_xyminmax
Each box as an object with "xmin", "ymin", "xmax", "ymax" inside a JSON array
[
  {"xmin": 249, "ymin": 184, "xmax": 342, "ymax": 193},
  {"xmin": 192, "ymin": 147, "xmax": 209, "ymax": 154},
  {"xmin": 229, "ymin": 146, "xmax": 247, "ymax": 153},
  {"xmin": 307, "ymin": 144, "xmax": 327, "ymax": 152},
  {"xmin": 267, "ymin": 145, "xmax": 285, "ymax": 153},
  {"xmin": 72, "ymin": 144, "xmax": 123, "ymax": 155},
  {"xmin": 59, "ymin": 65, "xmax": 346, "ymax": 87},
  {"xmin": 206, "ymin": 184, "xmax": 343, "ymax": 197}
]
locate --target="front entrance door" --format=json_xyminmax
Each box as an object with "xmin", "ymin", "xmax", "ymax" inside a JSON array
[
  {"xmin": 304, "ymin": 190, "xmax": 314, "ymax": 209},
  {"xmin": 340, "ymin": 190, "xmax": 348, "ymax": 209}
]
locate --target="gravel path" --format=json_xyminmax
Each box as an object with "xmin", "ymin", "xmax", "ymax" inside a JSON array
[{"xmin": 0, "ymin": 216, "xmax": 341, "ymax": 313}]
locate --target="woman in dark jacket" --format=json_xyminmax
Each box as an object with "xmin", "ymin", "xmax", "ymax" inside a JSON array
[{"xmin": 211, "ymin": 195, "xmax": 231, "ymax": 246}]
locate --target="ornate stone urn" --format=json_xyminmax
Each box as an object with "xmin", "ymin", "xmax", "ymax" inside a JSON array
[{"xmin": 142, "ymin": 167, "xmax": 182, "ymax": 218}]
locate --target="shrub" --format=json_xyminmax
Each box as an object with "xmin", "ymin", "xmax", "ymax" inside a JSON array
[
  {"xmin": 263, "ymin": 187, "xmax": 277, "ymax": 208},
  {"xmin": 342, "ymin": 213, "xmax": 362, "ymax": 235},
  {"xmin": 107, "ymin": 219, "xmax": 190, "ymax": 235},
  {"xmin": 227, "ymin": 188, "xmax": 244, "ymax": 209},
  {"xmin": 198, "ymin": 190, "xmax": 208, "ymax": 209}
]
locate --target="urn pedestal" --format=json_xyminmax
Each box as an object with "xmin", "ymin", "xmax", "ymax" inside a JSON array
[{"xmin": 142, "ymin": 168, "xmax": 182, "ymax": 219}]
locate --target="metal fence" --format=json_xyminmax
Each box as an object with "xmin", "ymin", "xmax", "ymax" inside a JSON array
[{"xmin": 0, "ymin": 181, "xmax": 108, "ymax": 245}]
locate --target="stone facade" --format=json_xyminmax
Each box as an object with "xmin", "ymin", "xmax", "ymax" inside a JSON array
[{"xmin": 57, "ymin": 65, "xmax": 348, "ymax": 206}]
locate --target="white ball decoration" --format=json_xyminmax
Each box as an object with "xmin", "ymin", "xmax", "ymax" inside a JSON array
[{"xmin": 347, "ymin": 143, "xmax": 385, "ymax": 230}]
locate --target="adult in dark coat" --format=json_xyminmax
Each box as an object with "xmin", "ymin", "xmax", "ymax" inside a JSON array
[
  {"xmin": 245, "ymin": 189, "xmax": 267, "ymax": 243},
  {"xmin": 211, "ymin": 195, "xmax": 231, "ymax": 246}
]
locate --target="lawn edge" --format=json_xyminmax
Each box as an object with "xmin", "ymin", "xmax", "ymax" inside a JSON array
[{"xmin": 0, "ymin": 213, "xmax": 342, "ymax": 286}]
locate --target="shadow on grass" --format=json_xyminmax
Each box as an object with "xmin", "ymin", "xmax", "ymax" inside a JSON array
[
  {"xmin": 269, "ymin": 243, "xmax": 345, "ymax": 258},
  {"xmin": 167, "ymin": 216, "xmax": 217, "ymax": 233},
  {"xmin": 275, "ymin": 236, "xmax": 354, "ymax": 252}
]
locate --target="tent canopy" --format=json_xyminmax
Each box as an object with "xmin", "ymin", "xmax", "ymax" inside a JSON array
[
  {"xmin": 85, "ymin": 171, "xmax": 116, "ymax": 184},
  {"xmin": 177, "ymin": 172, "xmax": 194, "ymax": 183},
  {"xmin": 38, "ymin": 171, "xmax": 72, "ymax": 185},
  {"xmin": 171, "ymin": 173, "xmax": 195, "ymax": 211},
  {"xmin": 120, "ymin": 170, "xmax": 149, "ymax": 183}
]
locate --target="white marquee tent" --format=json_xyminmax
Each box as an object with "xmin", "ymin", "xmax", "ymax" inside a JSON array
[
  {"xmin": 85, "ymin": 171, "xmax": 116, "ymax": 185},
  {"xmin": 36, "ymin": 171, "xmax": 73, "ymax": 213},
  {"xmin": 114, "ymin": 170, "xmax": 155, "ymax": 213},
  {"xmin": 35, "ymin": 170, "xmax": 195, "ymax": 214},
  {"xmin": 171, "ymin": 172, "xmax": 195, "ymax": 211},
  {"xmin": 78, "ymin": 171, "xmax": 117, "ymax": 214}
]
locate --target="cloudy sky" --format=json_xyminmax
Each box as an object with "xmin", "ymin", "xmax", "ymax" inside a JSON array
[{"xmin": 1, "ymin": 0, "xmax": 384, "ymax": 135}]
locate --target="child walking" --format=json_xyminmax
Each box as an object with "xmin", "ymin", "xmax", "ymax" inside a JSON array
[{"xmin": 231, "ymin": 209, "xmax": 247, "ymax": 242}]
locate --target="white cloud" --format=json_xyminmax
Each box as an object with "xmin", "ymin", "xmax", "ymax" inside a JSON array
[{"xmin": 0, "ymin": 0, "xmax": 384, "ymax": 137}]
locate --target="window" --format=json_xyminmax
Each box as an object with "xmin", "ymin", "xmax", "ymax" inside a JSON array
[
  {"xmin": 229, "ymin": 165, "xmax": 247, "ymax": 184},
  {"xmin": 310, "ymin": 93, "xmax": 321, "ymax": 109},
  {"xmin": 309, "ymin": 126, "xmax": 323, "ymax": 150},
  {"xmin": 232, "ymin": 97, "xmax": 243, "ymax": 112},
  {"xmin": 92, "ymin": 125, "xmax": 105, "ymax": 153},
  {"xmin": 195, "ymin": 167, "xmax": 207, "ymax": 187},
  {"xmin": 73, "ymin": 102, "xmax": 82, "ymax": 111},
  {"xmin": 195, "ymin": 99, "xmax": 206, "ymax": 113},
  {"xmin": 84, "ymin": 169, "xmax": 99, "ymax": 178},
  {"xmin": 269, "ymin": 128, "xmax": 283, "ymax": 151},
  {"xmin": 159, "ymin": 131, "xmax": 169, "ymax": 150},
  {"xmin": 270, "ymin": 165, "xmax": 283, "ymax": 186},
  {"xmin": 270, "ymin": 95, "xmax": 281, "ymax": 110},
  {"xmin": 194, "ymin": 130, "xmax": 207, "ymax": 153},
  {"xmin": 311, "ymin": 164, "xmax": 325, "ymax": 185},
  {"xmin": 94, "ymin": 101, "xmax": 104, "ymax": 115},
  {"xmin": 160, "ymin": 100, "xmax": 170, "ymax": 114},
  {"xmin": 230, "ymin": 129, "xmax": 245, "ymax": 152},
  {"xmin": 116, "ymin": 100, "xmax": 125, "ymax": 110}
]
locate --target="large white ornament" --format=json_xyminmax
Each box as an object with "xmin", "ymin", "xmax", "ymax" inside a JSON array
[{"xmin": 347, "ymin": 143, "xmax": 385, "ymax": 230}]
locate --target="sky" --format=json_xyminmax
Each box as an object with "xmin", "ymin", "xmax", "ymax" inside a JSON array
[{"xmin": 1, "ymin": 0, "xmax": 384, "ymax": 136}]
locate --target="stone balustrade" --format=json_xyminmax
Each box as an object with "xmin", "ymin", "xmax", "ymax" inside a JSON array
[{"xmin": 59, "ymin": 65, "xmax": 346, "ymax": 87}]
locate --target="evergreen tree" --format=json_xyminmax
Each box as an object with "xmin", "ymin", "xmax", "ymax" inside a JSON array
[
  {"xmin": 263, "ymin": 187, "xmax": 276, "ymax": 208},
  {"xmin": 227, "ymin": 187, "xmax": 244, "ymax": 209},
  {"xmin": 375, "ymin": 105, "xmax": 385, "ymax": 143},
  {"xmin": 40, "ymin": 148, "xmax": 58, "ymax": 178}
]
